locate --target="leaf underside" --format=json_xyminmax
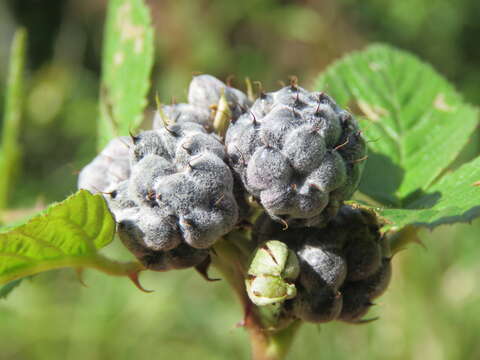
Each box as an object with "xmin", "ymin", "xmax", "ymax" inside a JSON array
[{"xmin": 315, "ymin": 44, "xmax": 480, "ymax": 230}]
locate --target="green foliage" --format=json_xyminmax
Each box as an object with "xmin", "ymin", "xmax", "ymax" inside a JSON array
[
  {"xmin": 98, "ymin": 0, "xmax": 154, "ymax": 149},
  {"xmin": 1, "ymin": 1, "xmax": 480, "ymax": 358},
  {"xmin": 380, "ymin": 156, "xmax": 480, "ymax": 229},
  {"xmin": 316, "ymin": 44, "xmax": 480, "ymax": 230},
  {"xmin": 0, "ymin": 190, "xmax": 118, "ymax": 285},
  {"xmin": 0, "ymin": 28, "xmax": 27, "ymax": 211}
]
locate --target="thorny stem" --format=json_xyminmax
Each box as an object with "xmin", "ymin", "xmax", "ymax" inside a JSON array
[
  {"xmin": 0, "ymin": 253, "xmax": 145, "ymax": 285},
  {"xmin": 212, "ymin": 235, "xmax": 301, "ymax": 360}
]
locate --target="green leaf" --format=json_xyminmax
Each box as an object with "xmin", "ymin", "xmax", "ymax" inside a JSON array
[
  {"xmin": 98, "ymin": 0, "xmax": 154, "ymax": 149},
  {"xmin": 0, "ymin": 190, "xmax": 142, "ymax": 286},
  {"xmin": 376, "ymin": 156, "xmax": 480, "ymax": 230},
  {"xmin": 0, "ymin": 28, "xmax": 27, "ymax": 211},
  {"xmin": 315, "ymin": 44, "xmax": 478, "ymax": 207}
]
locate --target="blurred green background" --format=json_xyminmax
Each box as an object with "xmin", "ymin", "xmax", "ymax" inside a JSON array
[{"xmin": 1, "ymin": 0, "xmax": 479, "ymax": 359}]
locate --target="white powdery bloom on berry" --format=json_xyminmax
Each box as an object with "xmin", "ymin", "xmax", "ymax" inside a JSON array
[
  {"xmin": 77, "ymin": 136, "xmax": 132, "ymax": 194},
  {"xmin": 225, "ymin": 84, "xmax": 367, "ymax": 227},
  {"xmin": 152, "ymin": 74, "xmax": 251, "ymax": 132},
  {"xmin": 112, "ymin": 120, "xmax": 238, "ymax": 269},
  {"xmin": 78, "ymin": 97, "xmax": 241, "ymax": 270},
  {"xmin": 188, "ymin": 74, "xmax": 251, "ymax": 120},
  {"xmin": 152, "ymin": 103, "xmax": 212, "ymax": 131},
  {"xmin": 253, "ymin": 206, "xmax": 391, "ymax": 324}
]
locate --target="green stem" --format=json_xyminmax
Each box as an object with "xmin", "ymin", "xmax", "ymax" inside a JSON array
[
  {"xmin": 0, "ymin": 253, "xmax": 144, "ymax": 285},
  {"xmin": 211, "ymin": 236, "xmax": 301, "ymax": 360},
  {"xmin": 249, "ymin": 321, "xmax": 301, "ymax": 360},
  {"xmin": 0, "ymin": 28, "xmax": 27, "ymax": 213}
]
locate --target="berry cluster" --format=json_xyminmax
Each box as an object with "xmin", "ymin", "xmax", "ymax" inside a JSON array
[
  {"xmin": 78, "ymin": 136, "xmax": 132, "ymax": 194},
  {"xmin": 225, "ymin": 83, "xmax": 366, "ymax": 227},
  {"xmin": 118, "ymin": 121, "xmax": 240, "ymax": 270},
  {"xmin": 78, "ymin": 74, "xmax": 391, "ymax": 326},
  {"xmin": 253, "ymin": 206, "xmax": 391, "ymax": 323},
  {"xmin": 79, "ymin": 75, "xmax": 249, "ymax": 271},
  {"xmin": 152, "ymin": 74, "xmax": 251, "ymax": 131}
]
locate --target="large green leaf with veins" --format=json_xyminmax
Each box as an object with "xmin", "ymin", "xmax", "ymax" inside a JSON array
[
  {"xmin": 316, "ymin": 44, "xmax": 480, "ymax": 231},
  {"xmin": 0, "ymin": 190, "xmax": 141, "ymax": 286},
  {"xmin": 315, "ymin": 44, "xmax": 478, "ymax": 207},
  {"xmin": 377, "ymin": 156, "xmax": 480, "ymax": 230}
]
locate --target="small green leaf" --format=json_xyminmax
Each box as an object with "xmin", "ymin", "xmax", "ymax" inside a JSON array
[
  {"xmin": 0, "ymin": 190, "xmax": 142, "ymax": 286},
  {"xmin": 0, "ymin": 28, "xmax": 27, "ymax": 211},
  {"xmin": 98, "ymin": 0, "xmax": 154, "ymax": 149},
  {"xmin": 376, "ymin": 156, "xmax": 480, "ymax": 230},
  {"xmin": 315, "ymin": 44, "xmax": 479, "ymax": 207}
]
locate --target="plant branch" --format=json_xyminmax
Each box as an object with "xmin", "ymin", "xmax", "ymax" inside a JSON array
[
  {"xmin": 0, "ymin": 28, "xmax": 27, "ymax": 213},
  {"xmin": 0, "ymin": 253, "xmax": 145, "ymax": 285},
  {"xmin": 211, "ymin": 235, "xmax": 301, "ymax": 360}
]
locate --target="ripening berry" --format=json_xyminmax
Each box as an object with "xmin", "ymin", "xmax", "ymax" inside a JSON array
[{"xmin": 226, "ymin": 84, "xmax": 366, "ymax": 227}]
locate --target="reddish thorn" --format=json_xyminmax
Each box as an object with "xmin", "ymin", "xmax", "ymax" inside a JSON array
[
  {"xmin": 226, "ymin": 74, "xmax": 235, "ymax": 87},
  {"xmin": 127, "ymin": 271, "xmax": 154, "ymax": 293},
  {"xmin": 129, "ymin": 130, "xmax": 138, "ymax": 143},
  {"xmin": 351, "ymin": 155, "xmax": 368, "ymax": 164},
  {"xmin": 233, "ymin": 144, "xmax": 246, "ymax": 165},
  {"xmin": 181, "ymin": 142, "xmax": 192, "ymax": 153},
  {"xmin": 165, "ymin": 126, "xmax": 177, "ymax": 136},
  {"xmin": 334, "ymin": 137, "xmax": 350, "ymax": 151},
  {"xmin": 354, "ymin": 317, "xmax": 379, "ymax": 324},
  {"xmin": 75, "ymin": 268, "xmax": 88, "ymax": 288},
  {"xmin": 237, "ymin": 302, "xmax": 253, "ymax": 328},
  {"xmin": 195, "ymin": 256, "xmax": 221, "ymax": 282},
  {"xmin": 214, "ymin": 194, "xmax": 225, "ymax": 206},
  {"xmin": 249, "ymin": 111, "xmax": 257, "ymax": 125},
  {"xmin": 289, "ymin": 75, "xmax": 298, "ymax": 88},
  {"xmin": 236, "ymin": 319, "xmax": 246, "ymax": 328}
]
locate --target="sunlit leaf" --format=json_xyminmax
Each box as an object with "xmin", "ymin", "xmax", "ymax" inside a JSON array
[
  {"xmin": 377, "ymin": 156, "xmax": 480, "ymax": 230},
  {"xmin": 0, "ymin": 190, "xmax": 116, "ymax": 285},
  {"xmin": 98, "ymin": 0, "xmax": 154, "ymax": 149},
  {"xmin": 315, "ymin": 44, "xmax": 478, "ymax": 207},
  {"xmin": 0, "ymin": 28, "xmax": 27, "ymax": 210}
]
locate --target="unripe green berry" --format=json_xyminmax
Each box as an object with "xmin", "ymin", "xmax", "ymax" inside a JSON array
[{"xmin": 246, "ymin": 240, "xmax": 300, "ymax": 306}]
